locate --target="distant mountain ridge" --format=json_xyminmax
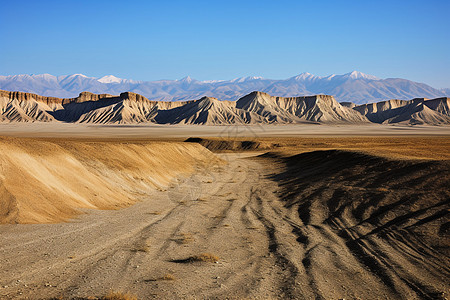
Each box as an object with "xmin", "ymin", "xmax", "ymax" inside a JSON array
[
  {"xmin": 1, "ymin": 71, "xmax": 448, "ymax": 104},
  {"xmin": 1, "ymin": 89, "xmax": 449, "ymax": 125}
]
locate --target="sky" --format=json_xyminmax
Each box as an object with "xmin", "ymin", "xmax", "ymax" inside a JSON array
[{"xmin": 1, "ymin": 0, "xmax": 449, "ymax": 88}]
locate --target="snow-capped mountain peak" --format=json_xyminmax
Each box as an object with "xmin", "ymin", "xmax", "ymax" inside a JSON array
[
  {"xmin": 0, "ymin": 72, "xmax": 448, "ymax": 104},
  {"xmin": 33, "ymin": 73, "xmax": 55, "ymax": 78},
  {"xmin": 97, "ymin": 75, "xmax": 123, "ymax": 84},
  {"xmin": 343, "ymin": 71, "xmax": 379, "ymax": 80},
  {"xmin": 201, "ymin": 79, "xmax": 226, "ymax": 83},
  {"xmin": 291, "ymin": 72, "xmax": 317, "ymax": 81},
  {"xmin": 231, "ymin": 76, "xmax": 264, "ymax": 83},
  {"xmin": 178, "ymin": 76, "xmax": 195, "ymax": 84},
  {"xmin": 69, "ymin": 74, "xmax": 88, "ymax": 78}
]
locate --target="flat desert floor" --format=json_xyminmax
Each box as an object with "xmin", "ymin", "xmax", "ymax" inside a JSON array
[
  {"xmin": 0, "ymin": 124, "xmax": 449, "ymax": 299},
  {"xmin": 0, "ymin": 123, "xmax": 448, "ymax": 139}
]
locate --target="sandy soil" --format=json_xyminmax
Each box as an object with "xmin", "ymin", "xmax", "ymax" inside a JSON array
[
  {"xmin": 0, "ymin": 123, "xmax": 449, "ymax": 139},
  {"xmin": 0, "ymin": 138, "xmax": 221, "ymax": 224},
  {"xmin": 0, "ymin": 125, "xmax": 449, "ymax": 299},
  {"xmin": 186, "ymin": 136, "xmax": 450, "ymax": 160},
  {"xmin": 0, "ymin": 148, "xmax": 449, "ymax": 299}
]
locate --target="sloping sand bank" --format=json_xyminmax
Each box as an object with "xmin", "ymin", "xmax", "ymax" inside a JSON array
[{"xmin": 0, "ymin": 138, "xmax": 221, "ymax": 223}]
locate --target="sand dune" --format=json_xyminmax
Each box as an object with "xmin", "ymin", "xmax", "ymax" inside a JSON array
[{"xmin": 0, "ymin": 137, "xmax": 221, "ymax": 224}]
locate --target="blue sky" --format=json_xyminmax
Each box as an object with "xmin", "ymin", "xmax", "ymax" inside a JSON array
[{"xmin": 1, "ymin": 0, "xmax": 449, "ymax": 87}]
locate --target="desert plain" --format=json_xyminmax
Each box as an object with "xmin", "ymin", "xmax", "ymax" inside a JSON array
[{"xmin": 0, "ymin": 123, "xmax": 449, "ymax": 300}]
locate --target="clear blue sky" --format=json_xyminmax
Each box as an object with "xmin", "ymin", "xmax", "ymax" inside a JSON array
[{"xmin": 1, "ymin": 0, "xmax": 449, "ymax": 87}]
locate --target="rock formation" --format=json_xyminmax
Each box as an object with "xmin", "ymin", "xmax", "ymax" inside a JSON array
[{"xmin": 0, "ymin": 89, "xmax": 449, "ymax": 125}]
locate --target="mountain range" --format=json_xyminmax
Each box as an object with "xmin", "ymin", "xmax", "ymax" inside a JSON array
[
  {"xmin": 1, "ymin": 89, "xmax": 449, "ymax": 125},
  {"xmin": 1, "ymin": 71, "xmax": 449, "ymax": 104}
]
